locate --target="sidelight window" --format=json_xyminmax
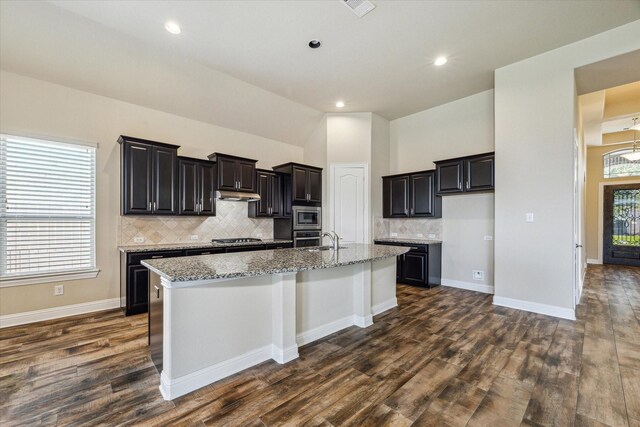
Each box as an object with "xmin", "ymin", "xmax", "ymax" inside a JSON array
[
  {"xmin": 603, "ymin": 148, "xmax": 640, "ymax": 179},
  {"xmin": 0, "ymin": 134, "xmax": 98, "ymax": 286}
]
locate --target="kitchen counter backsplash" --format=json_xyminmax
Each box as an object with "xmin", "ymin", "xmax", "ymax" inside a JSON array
[
  {"xmin": 119, "ymin": 200, "xmax": 273, "ymax": 246},
  {"xmin": 374, "ymin": 216, "xmax": 442, "ymax": 241}
]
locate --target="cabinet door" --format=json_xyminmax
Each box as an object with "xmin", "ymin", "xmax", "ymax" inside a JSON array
[
  {"xmin": 396, "ymin": 255, "xmax": 403, "ymax": 282},
  {"xmin": 389, "ymin": 176, "xmax": 410, "ymax": 217},
  {"xmin": 402, "ymin": 252, "xmax": 428, "ymax": 287},
  {"xmin": 123, "ymin": 142, "xmax": 152, "ymax": 214},
  {"xmin": 466, "ymin": 155, "xmax": 494, "ymax": 191},
  {"xmin": 237, "ymin": 160, "xmax": 257, "ymax": 192},
  {"xmin": 308, "ymin": 169, "xmax": 322, "ymax": 203},
  {"xmin": 436, "ymin": 160, "xmax": 464, "ymax": 194},
  {"xmin": 179, "ymin": 159, "xmax": 198, "ymax": 215},
  {"xmin": 271, "ymin": 174, "xmax": 283, "ymax": 217},
  {"xmin": 127, "ymin": 265, "xmax": 150, "ymax": 315},
  {"xmin": 292, "ymin": 167, "xmax": 309, "ymax": 202},
  {"xmin": 410, "ymin": 172, "xmax": 435, "ymax": 217},
  {"xmin": 281, "ymin": 174, "xmax": 292, "ymax": 217},
  {"xmin": 217, "ymin": 157, "xmax": 238, "ymax": 191},
  {"xmin": 152, "ymin": 146, "xmax": 177, "ymax": 214},
  {"xmin": 199, "ymin": 163, "xmax": 216, "ymax": 215},
  {"xmin": 255, "ymin": 171, "xmax": 271, "ymax": 216}
]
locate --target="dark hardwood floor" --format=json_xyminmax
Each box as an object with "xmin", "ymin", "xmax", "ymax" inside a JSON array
[{"xmin": 1, "ymin": 264, "xmax": 639, "ymax": 426}]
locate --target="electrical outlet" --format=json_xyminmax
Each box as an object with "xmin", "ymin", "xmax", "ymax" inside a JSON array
[
  {"xmin": 134, "ymin": 237, "xmax": 145, "ymax": 243},
  {"xmin": 472, "ymin": 270, "xmax": 484, "ymax": 281},
  {"xmin": 391, "ymin": 232, "xmax": 398, "ymax": 237},
  {"xmin": 526, "ymin": 213, "xmax": 534, "ymax": 223},
  {"xmin": 417, "ymin": 233, "xmax": 424, "ymax": 238},
  {"xmin": 256, "ymin": 233, "xmax": 263, "ymax": 238},
  {"xmin": 428, "ymin": 234, "xmax": 436, "ymax": 239},
  {"xmin": 484, "ymin": 236, "xmax": 493, "ymax": 241},
  {"xmin": 190, "ymin": 235, "xmax": 198, "ymax": 241},
  {"xmin": 54, "ymin": 285, "xmax": 64, "ymax": 296}
]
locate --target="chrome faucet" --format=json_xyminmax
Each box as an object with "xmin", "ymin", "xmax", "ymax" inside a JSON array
[{"xmin": 322, "ymin": 231, "xmax": 341, "ymax": 250}]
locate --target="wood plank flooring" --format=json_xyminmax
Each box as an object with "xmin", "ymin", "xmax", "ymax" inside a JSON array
[{"xmin": 1, "ymin": 264, "xmax": 639, "ymax": 426}]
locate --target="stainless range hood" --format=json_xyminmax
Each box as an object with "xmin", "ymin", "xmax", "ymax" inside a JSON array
[{"xmin": 215, "ymin": 190, "xmax": 261, "ymax": 202}]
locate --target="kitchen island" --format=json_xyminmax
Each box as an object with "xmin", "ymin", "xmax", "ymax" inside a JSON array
[{"xmin": 142, "ymin": 243, "xmax": 409, "ymax": 400}]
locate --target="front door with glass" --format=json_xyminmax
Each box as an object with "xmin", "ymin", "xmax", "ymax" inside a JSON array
[{"xmin": 603, "ymin": 184, "xmax": 640, "ymax": 266}]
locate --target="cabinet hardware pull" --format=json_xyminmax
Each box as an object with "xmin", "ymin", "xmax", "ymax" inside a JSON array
[
  {"xmin": 151, "ymin": 255, "xmax": 162, "ymax": 259},
  {"xmin": 466, "ymin": 181, "xmax": 470, "ymax": 190},
  {"xmin": 148, "ymin": 202, "xmax": 152, "ymax": 211},
  {"xmin": 202, "ymin": 252, "xmax": 211, "ymax": 255},
  {"xmin": 154, "ymin": 285, "xmax": 160, "ymax": 299},
  {"xmin": 153, "ymin": 201, "xmax": 156, "ymax": 211}
]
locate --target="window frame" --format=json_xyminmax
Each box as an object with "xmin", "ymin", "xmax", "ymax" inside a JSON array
[
  {"xmin": 603, "ymin": 147, "xmax": 640, "ymax": 179},
  {"xmin": 0, "ymin": 133, "xmax": 100, "ymax": 288}
]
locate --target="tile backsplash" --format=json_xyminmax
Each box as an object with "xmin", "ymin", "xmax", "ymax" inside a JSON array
[
  {"xmin": 374, "ymin": 216, "xmax": 442, "ymax": 240},
  {"xmin": 119, "ymin": 200, "xmax": 273, "ymax": 246}
]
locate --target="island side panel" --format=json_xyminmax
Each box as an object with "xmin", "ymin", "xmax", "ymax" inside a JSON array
[
  {"xmin": 295, "ymin": 264, "xmax": 357, "ymax": 346},
  {"xmin": 271, "ymin": 273, "xmax": 298, "ymax": 363},
  {"xmin": 166, "ymin": 275, "xmax": 274, "ymax": 380},
  {"xmin": 371, "ymin": 257, "xmax": 398, "ymax": 315}
]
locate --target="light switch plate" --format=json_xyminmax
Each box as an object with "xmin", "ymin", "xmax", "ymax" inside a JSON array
[
  {"xmin": 484, "ymin": 236, "xmax": 493, "ymax": 241},
  {"xmin": 428, "ymin": 234, "xmax": 436, "ymax": 239},
  {"xmin": 391, "ymin": 232, "xmax": 398, "ymax": 237},
  {"xmin": 134, "ymin": 237, "xmax": 145, "ymax": 243},
  {"xmin": 526, "ymin": 213, "xmax": 534, "ymax": 223},
  {"xmin": 190, "ymin": 235, "xmax": 199, "ymax": 241},
  {"xmin": 417, "ymin": 233, "xmax": 424, "ymax": 238},
  {"xmin": 257, "ymin": 233, "xmax": 263, "ymax": 238},
  {"xmin": 54, "ymin": 285, "xmax": 64, "ymax": 296}
]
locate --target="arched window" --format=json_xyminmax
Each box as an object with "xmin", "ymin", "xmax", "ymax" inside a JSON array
[{"xmin": 603, "ymin": 148, "xmax": 640, "ymax": 179}]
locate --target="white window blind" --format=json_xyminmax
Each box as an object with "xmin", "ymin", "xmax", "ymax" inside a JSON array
[{"xmin": 0, "ymin": 135, "xmax": 97, "ymax": 280}]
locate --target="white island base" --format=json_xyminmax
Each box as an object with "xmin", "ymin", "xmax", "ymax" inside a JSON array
[{"xmin": 152, "ymin": 257, "xmax": 397, "ymax": 400}]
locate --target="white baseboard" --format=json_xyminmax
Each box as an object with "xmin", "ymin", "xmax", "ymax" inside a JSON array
[
  {"xmin": 271, "ymin": 344, "xmax": 299, "ymax": 364},
  {"xmin": 372, "ymin": 298, "xmax": 398, "ymax": 316},
  {"xmin": 0, "ymin": 298, "xmax": 121, "ymax": 328},
  {"xmin": 353, "ymin": 314, "xmax": 373, "ymax": 328},
  {"xmin": 296, "ymin": 315, "xmax": 355, "ymax": 346},
  {"xmin": 493, "ymin": 296, "xmax": 576, "ymax": 321},
  {"xmin": 160, "ymin": 344, "xmax": 273, "ymax": 400},
  {"xmin": 441, "ymin": 278, "xmax": 494, "ymax": 294},
  {"xmin": 587, "ymin": 258, "xmax": 602, "ymax": 265}
]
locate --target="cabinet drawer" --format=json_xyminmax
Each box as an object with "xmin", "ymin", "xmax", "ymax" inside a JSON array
[
  {"xmin": 265, "ymin": 243, "xmax": 293, "ymax": 250},
  {"xmin": 184, "ymin": 248, "xmax": 225, "ymax": 256},
  {"xmin": 127, "ymin": 250, "xmax": 184, "ymax": 266},
  {"xmin": 225, "ymin": 245, "xmax": 265, "ymax": 253}
]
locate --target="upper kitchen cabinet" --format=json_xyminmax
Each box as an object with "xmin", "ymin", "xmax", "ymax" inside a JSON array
[
  {"xmin": 119, "ymin": 135, "xmax": 179, "ymax": 215},
  {"xmin": 272, "ymin": 163, "xmax": 322, "ymax": 204},
  {"xmin": 249, "ymin": 169, "xmax": 285, "ymax": 218},
  {"xmin": 382, "ymin": 170, "xmax": 441, "ymax": 218},
  {"xmin": 435, "ymin": 152, "xmax": 494, "ymax": 195},
  {"xmin": 207, "ymin": 153, "xmax": 257, "ymax": 193},
  {"xmin": 177, "ymin": 157, "xmax": 216, "ymax": 216}
]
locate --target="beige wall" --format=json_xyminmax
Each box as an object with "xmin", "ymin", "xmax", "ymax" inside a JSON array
[
  {"xmin": 494, "ymin": 20, "xmax": 640, "ymax": 315},
  {"xmin": 389, "ymin": 90, "xmax": 495, "ymax": 288},
  {"xmin": 585, "ymin": 142, "xmax": 639, "ymax": 262},
  {"xmin": 0, "ymin": 71, "xmax": 304, "ymax": 316}
]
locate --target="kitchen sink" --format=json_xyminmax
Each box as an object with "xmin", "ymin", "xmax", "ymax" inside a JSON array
[{"xmin": 304, "ymin": 246, "xmax": 348, "ymax": 252}]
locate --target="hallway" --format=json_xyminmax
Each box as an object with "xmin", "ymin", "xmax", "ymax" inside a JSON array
[{"xmin": 0, "ymin": 265, "xmax": 639, "ymax": 426}]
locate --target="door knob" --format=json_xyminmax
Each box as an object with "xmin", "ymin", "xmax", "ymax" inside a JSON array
[{"xmin": 575, "ymin": 244, "xmax": 583, "ymax": 248}]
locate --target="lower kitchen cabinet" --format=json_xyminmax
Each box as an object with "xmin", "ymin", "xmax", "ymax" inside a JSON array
[{"xmin": 375, "ymin": 241, "xmax": 442, "ymax": 288}]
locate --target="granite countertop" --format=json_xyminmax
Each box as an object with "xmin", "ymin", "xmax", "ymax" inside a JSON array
[
  {"xmin": 374, "ymin": 238, "xmax": 442, "ymax": 245},
  {"xmin": 118, "ymin": 239, "xmax": 293, "ymax": 253},
  {"xmin": 142, "ymin": 243, "xmax": 410, "ymax": 285}
]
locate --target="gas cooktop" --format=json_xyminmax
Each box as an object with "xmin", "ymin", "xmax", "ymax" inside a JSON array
[{"xmin": 211, "ymin": 238, "xmax": 262, "ymax": 244}]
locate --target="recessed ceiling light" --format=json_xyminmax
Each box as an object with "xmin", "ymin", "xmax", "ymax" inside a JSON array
[
  {"xmin": 336, "ymin": 101, "xmax": 345, "ymax": 108},
  {"xmin": 308, "ymin": 39, "xmax": 322, "ymax": 49},
  {"xmin": 164, "ymin": 21, "xmax": 182, "ymax": 35},
  {"xmin": 434, "ymin": 56, "xmax": 448, "ymax": 66}
]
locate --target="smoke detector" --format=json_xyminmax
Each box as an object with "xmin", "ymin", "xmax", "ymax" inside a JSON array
[{"xmin": 342, "ymin": 0, "xmax": 376, "ymax": 18}]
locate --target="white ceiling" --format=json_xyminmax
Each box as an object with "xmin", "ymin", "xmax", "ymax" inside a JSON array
[{"xmin": 1, "ymin": 1, "xmax": 639, "ymax": 145}]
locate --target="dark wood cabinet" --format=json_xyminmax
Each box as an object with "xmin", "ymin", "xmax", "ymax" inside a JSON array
[
  {"xmin": 435, "ymin": 152, "xmax": 494, "ymax": 195},
  {"xmin": 273, "ymin": 163, "xmax": 323, "ymax": 204},
  {"xmin": 119, "ymin": 135, "xmax": 179, "ymax": 215},
  {"xmin": 208, "ymin": 153, "xmax": 257, "ymax": 193},
  {"xmin": 249, "ymin": 170, "xmax": 285, "ymax": 217},
  {"xmin": 374, "ymin": 241, "xmax": 442, "ymax": 288},
  {"xmin": 383, "ymin": 171, "xmax": 440, "ymax": 218},
  {"xmin": 178, "ymin": 157, "xmax": 216, "ymax": 216}
]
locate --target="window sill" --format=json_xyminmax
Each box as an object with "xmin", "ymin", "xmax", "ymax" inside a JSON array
[{"xmin": 0, "ymin": 269, "xmax": 100, "ymax": 288}]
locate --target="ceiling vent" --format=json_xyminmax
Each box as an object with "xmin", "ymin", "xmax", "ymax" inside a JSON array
[{"xmin": 342, "ymin": 0, "xmax": 376, "ymax": 18}]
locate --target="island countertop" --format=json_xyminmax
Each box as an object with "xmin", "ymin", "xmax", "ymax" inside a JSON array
[
  {"xmin": 118, "ymin": 239, "xmax": 293, "ymax": 253},
  {"xmin": 142, "ymin": 243, "xmax": 409, "ymax": 286},
  {"xmin": 374, "ymin": 238, "xmax": 442, "ymax": 245}
]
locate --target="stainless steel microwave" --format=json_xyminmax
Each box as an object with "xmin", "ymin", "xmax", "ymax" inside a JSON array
[{"xmin": 292, "ymin": 206, "xmax": 321, "ymax": 230}]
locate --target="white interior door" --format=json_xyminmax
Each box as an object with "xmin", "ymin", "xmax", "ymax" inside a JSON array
[
  {"xmin": 573, "ymin": 133, "xmax": 581, "ymax": 306},
  {"xmin": 330, "ymin": 164, "xmax": 368, "ymax": 244}
]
